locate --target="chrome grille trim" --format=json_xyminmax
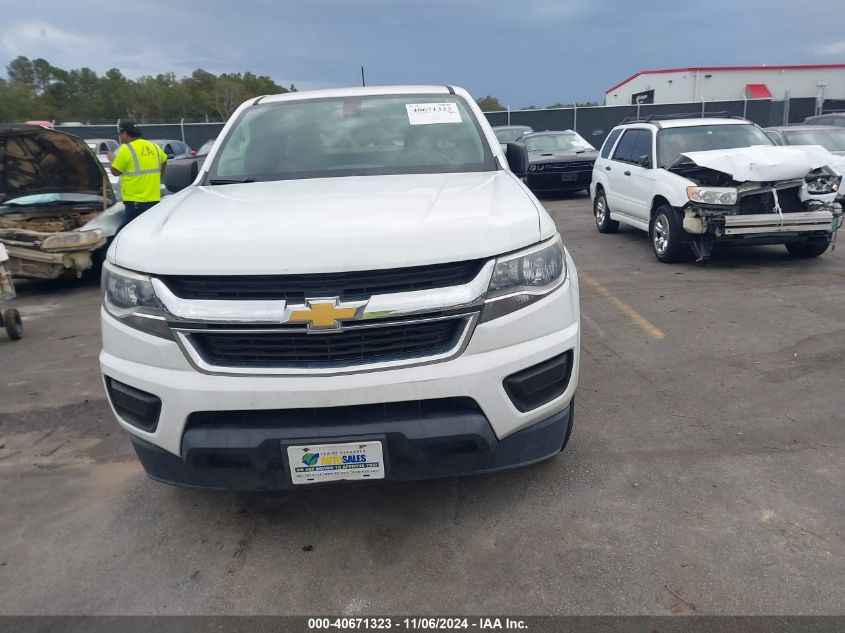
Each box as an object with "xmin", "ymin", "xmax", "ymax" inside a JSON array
[
  {"xmin": 150, "ymin": 260, "xmax": 494, "ymax": 325},
  {"xmin": 173, "ymin": 314, "xmax": 479, "ymax": 377}
]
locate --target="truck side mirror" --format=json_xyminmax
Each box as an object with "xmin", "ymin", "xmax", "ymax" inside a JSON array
[
  {"xmin": 505, "ymin": 142, "xmax": 529, "ymax": 177},
  {"xmin": 164, "ymin": 158, "xmax": 200, "ymax": 193},
  {"xmin": 637, "ymin": 154, "xmax": 652, "ymax": 169}
]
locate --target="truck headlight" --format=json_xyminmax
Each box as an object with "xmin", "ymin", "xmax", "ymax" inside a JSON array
[
  {"xmin": 102, "ymin": 262, "xmax": 172, "ymax": 339},
  {"xmin": 805, "ymin": 171, "xmax": 841, "ymax": 195},
  {"xmin": 41, "ymin": 229, "xmax": 104, "ymax": 251},
  {"xmin": 686, "ymin": 186, "xmax": 737, "ymax": 206},
  {"xmin": 481, "ymin": 234, "xmax": 567, "ymax": 322}
]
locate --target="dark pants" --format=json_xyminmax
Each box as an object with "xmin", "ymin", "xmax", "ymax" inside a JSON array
[{"xmin": 124, "ymin": 201, "xmax": 158, "ymax": 224}]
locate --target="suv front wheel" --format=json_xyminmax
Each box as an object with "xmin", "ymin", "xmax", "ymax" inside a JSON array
[
  {"xmin": 594, "ymin": 190, "xmax": 619, "ymax": 233},
  {"xmin": 785, "ymin": 239, "xmax": 830, "ymax": 258},
  {"xmin": 650, "ymin": 205, "xmax": 689, "ymax": 263}
]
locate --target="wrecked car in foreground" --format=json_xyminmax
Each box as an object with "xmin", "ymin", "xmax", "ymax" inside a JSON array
[
  {"xmin": 590, "ymin": 116, "xmax": 843, "ymax": 262},
  {"xmin": 0, "ymin": 125, "xmax": 125, "ymax": 279}
]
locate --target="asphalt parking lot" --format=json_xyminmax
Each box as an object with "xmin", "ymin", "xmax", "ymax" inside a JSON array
[{"xmin": 0, "ymin": 192, "xmax": 843, "ymax": 616}]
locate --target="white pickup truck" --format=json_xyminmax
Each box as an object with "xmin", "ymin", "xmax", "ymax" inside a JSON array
[
  {"xmin": 590, "ymin": 116, "xmax": 843, "ymax": 262},
  {"xmin": 99, "ymin": 85, "xmax": 580, "ymax": 490}
]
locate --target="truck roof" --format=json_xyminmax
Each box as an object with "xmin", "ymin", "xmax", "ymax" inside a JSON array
[
  {"xmin": 619, "ymin": 118, "xmax": 751, "ymax": 130},
  {"xmin": 259, "ymin": 85, "xmax": 461, "ymax": 105}
]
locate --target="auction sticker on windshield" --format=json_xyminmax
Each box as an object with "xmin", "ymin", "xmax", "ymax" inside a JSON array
[
  {"xmin": 287, "ymin": 441, "xmax": 385, "ymax": 485},
  {"xmin": 406, "ymin": 102, "xmax": 462, "ymax": 125}
]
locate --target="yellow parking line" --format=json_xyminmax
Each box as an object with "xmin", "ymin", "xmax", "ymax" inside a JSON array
[{"xmin": 580, "ymin": 272, "xmax": 666, "ymax": 340}]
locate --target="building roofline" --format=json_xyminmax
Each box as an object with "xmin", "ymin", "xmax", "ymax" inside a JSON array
[{"xmin": 605, "ymin": 64, "xmax": 845, "ymax": 94}]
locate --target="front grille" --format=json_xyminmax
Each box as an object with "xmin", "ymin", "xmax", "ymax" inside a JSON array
[
  {"xmin": 739, "ymin": 186, "xmax": 804, "ymax": 215},
  {"xmin": 188, "ymin": 318, "xmax": 465, "ymax": 368},
  {"xmin": 541, "ymin": 161, "xmax": 595, "ymax": 172},
  {"xmin": 162, "ymin": 260, "xmax": 485, "ymax": 301}
]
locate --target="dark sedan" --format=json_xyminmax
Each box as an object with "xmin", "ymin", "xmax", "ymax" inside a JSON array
[{"xmin": 520, "ymin": 131, "xmax": 597, "ymax": 194}]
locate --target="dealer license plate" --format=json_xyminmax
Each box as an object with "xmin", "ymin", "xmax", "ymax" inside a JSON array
[
  {"xmin": 560, "ymin": 173, "xmax": 578, "ymax": 182},
  {"xmin": 286, "ymin": 441, "xmax": 385, "ymax": 485}
]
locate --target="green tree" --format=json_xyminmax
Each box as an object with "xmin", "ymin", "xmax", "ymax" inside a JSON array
[
  {"xmin": 476, "ymin": 95, "xmax": 504, "ymax": 112},
  {"xmin": 0, "ymin": 58, "xmax": 292, "ymax": 124}
]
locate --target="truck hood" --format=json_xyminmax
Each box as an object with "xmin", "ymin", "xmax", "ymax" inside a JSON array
[
  {"xmin": 112, "ymin": 171, "xmax": 543, "ymax": 275},
  {"xmin": 679, "ymin": 145, "xmax": 835, "ymax": 182},
  {"xmin": 0, "ymin": 125, "xmax": 115, "ymax": 205}
]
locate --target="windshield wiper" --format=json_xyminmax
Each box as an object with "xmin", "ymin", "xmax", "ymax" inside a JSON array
[{"xmin": 207, "ymin": 178, "xmax": 255, "ymax": 185}]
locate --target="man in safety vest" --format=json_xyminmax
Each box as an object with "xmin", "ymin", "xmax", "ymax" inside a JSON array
[{"xmin": 110, "ymin": 121, "xmax": 168, "ymax": 223}]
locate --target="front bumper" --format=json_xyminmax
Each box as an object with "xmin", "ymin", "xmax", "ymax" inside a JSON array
[
  {"xmin": 129, "ymin": 400, "xmax": 573, "ymax": 490},
  {"xmin": 100, "ymin": 265, "xmax": 581, "ymax": 488},
  {"xmin": 683, "ymin": 205, "xmax": 842, "ymax": 243},
  {"xmin": 1, "ymin": 242, "xmax": 105, "ymax": 279}
]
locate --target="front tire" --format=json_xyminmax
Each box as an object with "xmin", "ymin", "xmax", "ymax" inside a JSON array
[
  {"xmin": 650, "ymin": 205, "xmax": 690, "ymax": 263},
  {"xmin": 3, "ymin": 309, "xmax": 22, "ymax": 341},
  {"xmin": 594, "ymin": 190, "xmax": 619, "ymax": 233},
  {"xmin": 785, "ymin": 240, "xmax": 830, "ymax": 258}
]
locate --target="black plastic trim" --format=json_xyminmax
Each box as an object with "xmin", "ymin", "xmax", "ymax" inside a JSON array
[
  {"xmin": 128, "ymin": 400, "xmax": 574, "ymax": 490},
  {"xmin": 503, "ymin": 351, "xmax": 574, "ymax": 413},
  {"xmin": 105, "ymin": 377, "xmax": 161, "ymax": 433}
]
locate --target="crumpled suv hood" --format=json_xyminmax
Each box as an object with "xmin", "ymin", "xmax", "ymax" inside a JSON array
[
  {"xmin": 679, "ymin": 145, "xmax": 835, "ymax": 182},
  {"xmin": 0, "ymin": 125, "xmax": 115, "ymax": 204}
]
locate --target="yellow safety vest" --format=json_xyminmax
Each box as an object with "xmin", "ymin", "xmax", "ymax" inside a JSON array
[{"xmin": 113, "ymin": 139, "xmax": 167, "ymax": 202}]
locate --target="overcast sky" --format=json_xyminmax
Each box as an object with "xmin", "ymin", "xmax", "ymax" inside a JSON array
[{"xmin": 1, "ymin": 0, "xmax": 843, "ymax": 108}]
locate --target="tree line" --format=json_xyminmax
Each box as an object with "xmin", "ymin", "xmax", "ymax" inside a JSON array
[
  {"xmin": 0, "ymin": 56, "xmax": 294, "ymax": 124},
  {"xmin": 476, "ymin": 95, "xmax": 599, "ymax": 112},
  {"xmin": 0, "ymin": 57, "xmax": 595, "ymax": 124}
]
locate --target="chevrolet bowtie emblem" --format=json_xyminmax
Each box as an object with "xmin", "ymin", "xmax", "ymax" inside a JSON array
[{"xmin": 288, "ymin": 298, "xmax": 368, "ymax": 331}]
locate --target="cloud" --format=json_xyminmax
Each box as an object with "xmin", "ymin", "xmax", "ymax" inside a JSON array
[
  {"xmin": 813, "ymin": 41, "xmax": 845, "ymax": 55},
  {"xmin": 0, "ymin": 21, "xmax": 95, "ymax": 61}
]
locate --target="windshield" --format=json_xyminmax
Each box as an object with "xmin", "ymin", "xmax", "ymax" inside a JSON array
[
  {"xmin": 207, "ymin": 94, "xmax": 495, "ymax": 183},
  {"xmin": 524, "ymin": 133, "xmax": 594, "ymax": 152},
  {"xmin": 494, "ymin": 127, "xmax": 530, "ymax": 143},
  {"xmin": 657, "ymin": 124, "xmax": 773, "ymax": 167},
  {"xmin": 784, "ymin": 129, "xmax": 845, "ymax": 152}
]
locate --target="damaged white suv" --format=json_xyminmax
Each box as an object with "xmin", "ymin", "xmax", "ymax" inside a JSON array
[
  {"xmin": 591, "ymin": 116, "xmax": 843, "ymax": 262},
  {"xmin": 99, "ymin": 86, "xmax": 580, "ymax": 490}
]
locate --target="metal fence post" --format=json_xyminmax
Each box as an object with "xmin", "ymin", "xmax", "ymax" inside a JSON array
[
  {"xmin": 573, "ymin": 103, "xmax": 577, "ymax": 133},
  {"xmin": 783, "ymin": 91, "xmax": 790, "ymax": 125},
  {"xmin": 743, "ymin": 96, "xmax": 747, "ymax": 120},
  {"xmin": 180, "ymin": 117, "xmax": 185, "ymax": 143}
]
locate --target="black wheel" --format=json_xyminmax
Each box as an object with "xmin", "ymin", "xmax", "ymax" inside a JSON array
[
  {"xmin": 594, "ymin": 190, "xmax": 619, "ymax": 233},
  {"xmin": 650, "ymin": 205, "xmax": 690, "ymax": 263},
  {"xmin": 785, "ymin": 239, "xmax": 830, "ymax": 258},
  {"xmin": 3, "ymin": 308, "xmax": 22, "ymax": 341}
]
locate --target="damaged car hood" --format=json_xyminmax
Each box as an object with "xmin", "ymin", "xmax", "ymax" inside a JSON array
[
  {"xmin": 111, "ymin": 171, "xmax": 544, "ymax": 275},
  {"xmin": 0, "ymin": 125, "xmax": 115, "ymax": 205},
  {"xmin": 679, "ymin": 145, "xmax": 835, "ymax": 182}
]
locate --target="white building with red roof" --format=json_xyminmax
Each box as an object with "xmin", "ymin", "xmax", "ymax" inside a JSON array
[{"xmin": 604, "ymin": 64, "xmax": 845, "ymax": 106}]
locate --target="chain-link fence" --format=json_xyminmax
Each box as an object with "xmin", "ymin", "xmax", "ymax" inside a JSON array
[
  {"xmin": 51, "ymin": 97, "xmax": 839, "ymax": 151},
  {"xmin": 52, "ymin": 121, "xmax": 225, "ymax": 151},
  {"xmin": 483, "ymin": 97, "xmax": 829, "ymax": 147}
]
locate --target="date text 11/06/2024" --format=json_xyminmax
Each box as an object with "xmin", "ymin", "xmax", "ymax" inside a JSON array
[{"xmin": 307, "ymin": 618, "xmax": 528, "ymax": 630}]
